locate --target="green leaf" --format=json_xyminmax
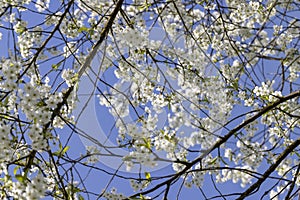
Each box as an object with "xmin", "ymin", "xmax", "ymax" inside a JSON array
[
  {"xmin": 145, "ymin": 172, "xmax": 151, "ymax": 182},
  {"xmin": 232, "ymin": 79, "xmax": 239, "ymax": 91},
  {"xmin": 261, "ymin": 95, "xmax": 269, "ymax": 101},
  {"xmin": 73, "ymin": 187, "xmax": 81, "ymax": 193},
  {"xmin": 208, "ymin": 157, "xmax": 218, "ymax": 165},
  {"xmin": 0, "ymin": 114, "xmax": 10, "ymax": 120},
  {"xmin": 62, "ymin": 146, "xmax": 70, "ymax": 155},
  {"xmin": 142, "ymin": 138, "xmax": 151, "ymax": 149},
  {"xmin": 4, "ymin": 96, "xmax": 9, "ymax": 105},
  {"xmin": 140, "ymin": 194, "xmax": 146, "ymax": 200},
  {"xmin": 78, "ymin": 194, "xmax": 84, "ymax": 200},
  {"xmin": 13, "ymin": 166, "xmax": 20, "ymax": 175},
  {"xmin": 138, "ymin": 3, "xmax": 150, "ymax": 11},
  {"xmin": 15, "ymin": 174, "xmax": 26, "ymax": 183},
  {"xmin": 54, "ymin": 145, "xmax": 70, "ymax": 157},
  {"xmin": 52, "ymin": 64, "xmax": 59, "ymax": 70},
  {"xmin": 129, "ymin": 197, "xmax": 142, "ymax": 200},
  {"xmin": 88, "ymin": 29, "xmax": 94, "ymax": 36},
  {"xmin": 53, "ymin": 151, "xmax": 60, "ymax": 156},
  {"xmin": 78, "ymin": 26, "xmax": 89, "ymax": 33}
]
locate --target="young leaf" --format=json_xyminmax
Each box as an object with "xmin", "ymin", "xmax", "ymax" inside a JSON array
[
  {"xmin": 145, "ymin": 172, "xmax": 151, "ymax": 182},
  {"xmin": 15, "ymin": 174, "xmax": 26, "ymax": 183}
]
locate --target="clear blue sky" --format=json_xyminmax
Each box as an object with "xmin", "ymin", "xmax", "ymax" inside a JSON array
[{"xmin": 1, "ymin": 1, "xmax": 299, "ymax": 199}]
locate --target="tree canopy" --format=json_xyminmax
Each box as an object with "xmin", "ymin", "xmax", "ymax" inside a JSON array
[{"xmin": 0, "ymin": 0, "xmax": 299, "ymax": 199}]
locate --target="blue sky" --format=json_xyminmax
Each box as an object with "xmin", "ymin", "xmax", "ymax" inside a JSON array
[{"xmin": 0, "ymin": 1, "xmax": 299, "ymax": 199}]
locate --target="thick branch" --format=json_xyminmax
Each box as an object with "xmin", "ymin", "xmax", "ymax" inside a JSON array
[
  {"xmin": 77, "ymin": 0, "xmax": 124, "ymax": 78},
  {"xmin": 128, "ymin": 90, "xmax": 300, "ymax": 199},
  {"xmin": 23, "ymin": 0, "xmax": 124, "ymax": 197},
  {"xmin": 237, "ymin": 137, "xmax": 300, "ymax": 200}
]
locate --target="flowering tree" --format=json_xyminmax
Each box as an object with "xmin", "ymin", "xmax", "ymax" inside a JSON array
[{"xmin": 0, "ymin": 0, "xmax": 299, "ymax": 199}]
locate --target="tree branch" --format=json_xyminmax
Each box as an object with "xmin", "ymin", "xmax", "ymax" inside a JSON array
[
  {"xmin": 22, "ymin": 0, "xmax": 124, "ymax": 197},
  {"xmin": 128, "ymin": 90, "xmax": 300, "ymax": 199},
  {"xmin": 237, "ymin": 137, "xmax": 300, "ymax": 200}
]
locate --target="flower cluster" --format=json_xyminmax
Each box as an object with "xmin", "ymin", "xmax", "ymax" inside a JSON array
[
  {"xmin": 130, "ymin": 179, "xmax": 150, "ymax": 192},
  {"xmin": 0, "ymin": 0, "xmax": 298, "ymax": 199},
  {"xmin": 10, "ymin": 173, "xmax": 47, "ymax": 200},
  {"xmin": 102, "ymin": 188, "xmax": 127, "ymax": 200},
  {"xmin": 217, "ymin": 165, "xmax": 253, "ymax": 188},
  {"xmin": 0, "ymin": 124, "xmax": 14, "ymax": 162},
  {"xmin": 85, "ymin": 145, "xmax": 101, "ymax": 164}
]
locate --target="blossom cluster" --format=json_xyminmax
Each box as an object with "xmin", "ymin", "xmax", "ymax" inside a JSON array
[{"xmin": 0, "ymin": 0, "xmax": 299, "ymax": 199}]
